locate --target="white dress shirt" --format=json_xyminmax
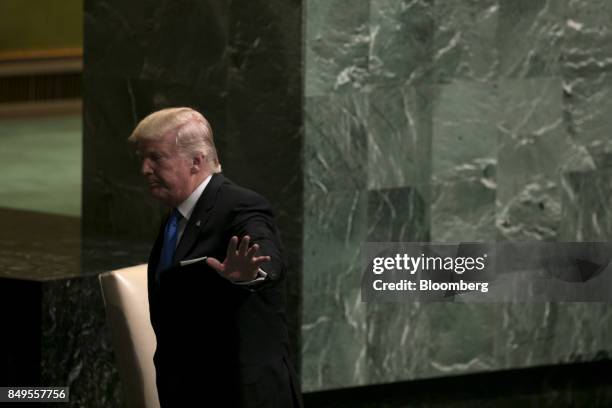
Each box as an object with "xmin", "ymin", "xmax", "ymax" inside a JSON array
[{"xmin": 176, "ymin": 174, "xmax": 212, "ymax": 243}]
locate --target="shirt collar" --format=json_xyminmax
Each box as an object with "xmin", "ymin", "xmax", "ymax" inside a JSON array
[{"xmin": 176, "ymin": 174, "xmax": 212, "ymax": 221}]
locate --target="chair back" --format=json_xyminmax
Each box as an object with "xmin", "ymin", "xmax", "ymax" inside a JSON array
[{"xmin": 99, "ymin": 264, "xmax": 160, "ymax": 408}]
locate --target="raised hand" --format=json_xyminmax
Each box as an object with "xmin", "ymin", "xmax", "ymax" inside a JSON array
[{"xmin": 206, "ymin": 235, "xmax": 271, "ymax": 282}]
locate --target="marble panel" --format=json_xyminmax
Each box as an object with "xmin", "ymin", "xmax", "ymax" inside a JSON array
[
  {"xmin": 432, "ymin": 81, "xmax": 498, "ymax": 179},
  {"xmin": 366, "ymin": 303, "xmax": 502, "ymax": 383},
  {"xmin": 84, "ymin": 0, "xmax": 148, "ymax": 78},
  {"xmin": 367, "ymin": 83, "xmax": 432, "ymax": 191},
  {"xmin": 433, "ymin": 0, "xmax": 498, "ymax": 83},
  {"xmin": 363, "ymin": 301, "xmax": 612, "ymax": 385},
  {"xmin": 496, "ymin": 303, "xmax": 612, "ymax": 368},
  {"xmin": 562, "ymin": 0, "xmax": 612, "ymax": 170},
  {"xmin": 367, "ymin": 187, "xmax": 429, "ymax": 243},
  {"xmin": 85, "ymin": 0, "xmax": 229, "ymax": 88},
  {"xmin": 226, "ymin": 0, "xmax": 304, "ymax": 367},
  {"xmin": 497, "ymin": 0, "xmax": 566, "ymax": 78},
  {"xmin": 305, "ymin": 91, "xmax": 369, "ymax": 193},
  {"xmin": 364, "ymin": 187, "xmax": 432, "ymax": 383},
  {"xmin": 369, "ymin": 0, "xmax": 433, "ymax": 87},
  {"xmin": 562, "ymin": 72, "xmax": 612, "ymax": 170},
  {"xmin": 0, "ymin": 275, "xmax": 122, "ymax": 407},
  {"xmin": 137, "ymin": 1, "xmax": 229, "ymax": 89},
  {"xmin": 305, "ymin": 0, "xmax": 370, "ymax": 96},
  {"xmin": 302, "ymin": 190, "xmax": 368, "ymax": 391},
  {"xmin": 559, "ymin": 169, "xmax": 612, "ymax": 241},
  {"xmin": 225, "ymin": 0, "xmax": 302, "ymax": 210},
  {"xmin": 563, "ymin": 0, "xmax": 612, "ymax": 76},
  {"xmin": 431, "ymin": 159, "xmax": 497, "ymax": 242},
  {"xmin": 41, "ymin": 276, "xmax": 122, "ymax": 407},
  {"xmin": 496, "ymin": 78, "xmax": 590, "ymax": 240},
  {"xmin": 430, "ymin": 81, "xmax": 497, "ymax": 242}
]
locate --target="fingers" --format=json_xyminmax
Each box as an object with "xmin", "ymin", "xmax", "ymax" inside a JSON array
[
  {"xmin": 226, "ymin": 236, "xmax": 238, "ymax": 259},
  {"xmin": 242, "ymin": 240, "xmax": 270, "ymax": 264},
  {"xmin": 246, "ymin": 243, "xmax": 259, "ymax": 258},
  {"xmin": 251, "ymin": 255, "xmax": 271, "ymax": 265},
  {"xmin": 238, "ymin": 235, "xmax": 250, "ymax": 256},
  {"xmin": 206, "ymin": 257, "xmax": 224, "ymax": 273},
  {"xmin": 223, "ymin": 235, "xmax": 270, "ymax": 273},
  {"xmin": 245, "ymin": 243, "xmax": 270, "ymax": 265}
]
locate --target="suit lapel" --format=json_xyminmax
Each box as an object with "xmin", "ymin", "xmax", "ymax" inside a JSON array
[
  {"xmin": 174, "ymin": 172, "xmax": 224, "ymax": 262},
  {"xmin": 148, "ymin": 212, "xmax": 168, "ymax": 303},
  {"xmin": 149, "ymin": 214, "xmax": 167, "ymax": 274}
]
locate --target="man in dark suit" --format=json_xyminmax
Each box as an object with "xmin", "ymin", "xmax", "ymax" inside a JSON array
[{"xmin": 129, "ymin": 107, "xmax": 302, "ymax": 407}]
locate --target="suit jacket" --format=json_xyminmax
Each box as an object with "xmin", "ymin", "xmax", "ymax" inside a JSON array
[{"xmin": 147, "ymin": 173, "xmax": 301, "ymax": 407}]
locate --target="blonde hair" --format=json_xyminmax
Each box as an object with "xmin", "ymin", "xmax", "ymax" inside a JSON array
[{"xmin": 128, "ymin": 107, "xmax": 221, "ymax": 173}]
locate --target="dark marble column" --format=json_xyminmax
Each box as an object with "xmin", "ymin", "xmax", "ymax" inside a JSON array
[
  {"xmin": 83, "ymin": 0, "xmax": 230, "ymax": 243},
  {"xmin": 83, "ymin": 0, "xmax": 303, "ymax": 374},
  {"xmin": 225, "ymin": 0, "xmax": 304, "ymax": 369}
]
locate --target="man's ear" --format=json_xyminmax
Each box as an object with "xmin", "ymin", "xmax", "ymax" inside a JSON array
[{"xmin": 190, "ymin": 153, "xmax": 204, "ymax": 173}]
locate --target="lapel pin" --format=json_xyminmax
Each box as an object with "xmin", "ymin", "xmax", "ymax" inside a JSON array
[{"xmin": 195, "ymin": 220, "xmax": 201, "ymax": 227}]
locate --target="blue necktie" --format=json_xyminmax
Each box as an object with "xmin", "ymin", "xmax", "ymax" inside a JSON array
[{"xmin": 157, "ymin": 209, "xmax": 181, "ymax": 282}]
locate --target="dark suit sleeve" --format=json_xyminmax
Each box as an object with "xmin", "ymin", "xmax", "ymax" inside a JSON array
[{"xmin": 226, "ymin": 190, "xmax": 285, "ymax": 291}]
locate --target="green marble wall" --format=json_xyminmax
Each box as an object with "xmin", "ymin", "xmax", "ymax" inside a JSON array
[{"xmin": 303, "ymin": 0, "xmax": 612, "ymax": 391}]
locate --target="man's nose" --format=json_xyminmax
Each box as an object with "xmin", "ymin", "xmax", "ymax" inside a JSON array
[{"xmin": 141, "ymin": 158, "xmax": 153, "ymax": 175}]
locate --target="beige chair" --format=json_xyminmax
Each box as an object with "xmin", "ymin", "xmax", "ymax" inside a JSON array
[{"xmin": 99, "ymin": 264, "xmax": 160, "ymax": 408}]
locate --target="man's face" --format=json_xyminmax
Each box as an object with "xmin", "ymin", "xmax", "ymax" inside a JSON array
[{"xmin": 136, "ymin": 132, "xmax": 194, "ymax": 207}]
